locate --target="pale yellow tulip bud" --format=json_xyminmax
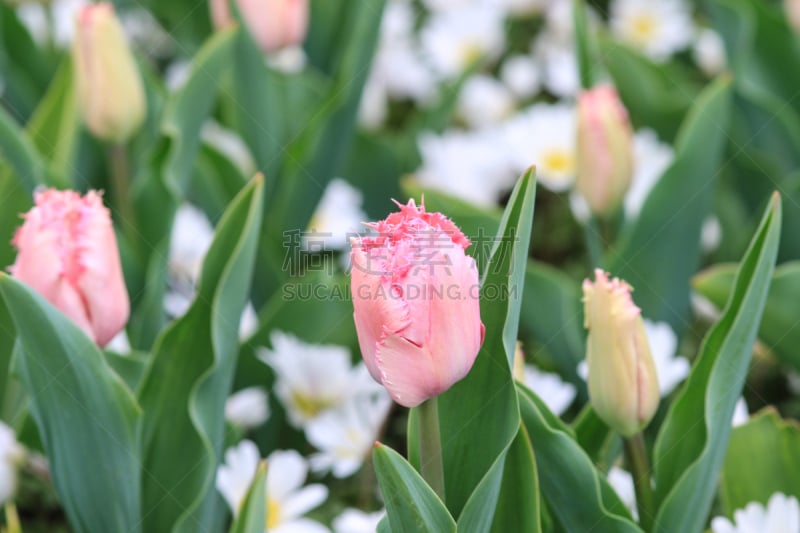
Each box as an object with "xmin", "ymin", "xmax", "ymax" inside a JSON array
[
  {"xmin": 575, "ymin": 85, "xmax": 634, "ymax": 217},
  {"xmin": 73, "ymin": 3, "xmax": 145, "ymax": 143},
  {"xmin": 582, "ymin": 269, "xmax": 659, "ymax": 436}
]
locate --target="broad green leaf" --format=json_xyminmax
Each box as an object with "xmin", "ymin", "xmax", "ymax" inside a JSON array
[
  {"xmin": 137, "ymin": 176, "xmax": 264, "ymax": 533},
  {"xmin": 0, "ymin": 168, "xmax": 33, "ymax": 272},
  {"xmin": 719, "ymin": 408, "xmax": 800, "ymax": 517},
  {"xmin": 374, "ymin": 443, "xmax": 457, "ymax": 533},
  {"xmin": 435, "ymin": 170, "xmax": 536, "ymax": 516},
  {"xmin": 229, "ymin": 461, "xmax": 267, "ymax": 533},
  {"xmin": 104, "ymin": 350, "xmax": 148, "ymax": 393},
  {"xmin": 25, "ymin": 58, "xmax": 77, "ymax": 188},
  {"xmin": 652, "ymin": 194, "xmax": 782, "ymax": 532},
  {"xmin": 0, "ymin": 106, "xmax": 46, "ymax": 192},
  {"xmin": 601, "ymin": 40, "xmax": 698, "ymax": 142},
  {"xmin": 694, "ymin": 260, "xmax": 800, "ymax": 373},
  {"xmin": 573, "ymin": 405, "xmax": 618, "ymax": 470},
  {"xmin": 190, "ymin": 143, "xmax": 250, "ymax": 224},
  {"xmin": 488, "ymin": 425, "xmax": 541, "ymax": 533},
  {"xmin": 608, "ymin": 76, "xmax": 732, "ymax": 335},
  {"xmin": 0, "ymin": 276, "xmax": 142, "ymax": 533},
  {"xmin": 572, "ymin": 0, "xmax": 596, "ymax": 89},
  {"xmin": 518, "ymin": 384, "xmax": 641, "ymax": 532}
]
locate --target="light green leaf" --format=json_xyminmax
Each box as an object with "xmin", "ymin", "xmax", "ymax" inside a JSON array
[
  {"xmin": 608, "ymin": 76, "xmax": 732, "ymax": 335},
  {"xmin": 488, "ymin": 425, "xmax": 541, "ymax": 533},
  {"xmin": 518, "ymin": 384, "xmax": 641, "ymax": 532},
  {"xmin": 693, "ymin": 260, "xmax": 800, "ymax": 373},
  {"xmin": 0, "ymin": 106, "xmax": 46, "ymax": 192},
  {"xmin": 229, "ymin": 461, "xmax": 268, "ymax": 533},
  {"xmin": 433, "ymin": 170, "xmax": 536, "ymax": 518},
  {"xmin": 0, "ymin": 275, "xmax": 142, "ymax": 533},
  {"xmin": 374, "ymin": 443, "xmax": 457, "ymax": 533},
  {"xmin": 652, "ymin": 194, "xmax": 782, "ymax": 532},
  {"xmin": 137, "ymin": 176, "xmax": 265, "ymax": 533}
]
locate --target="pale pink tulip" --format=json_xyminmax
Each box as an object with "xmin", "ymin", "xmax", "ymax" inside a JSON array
[
  {"xmin": 350, "ymin": 199, "xmax": 485, "ymax": 407},
  {"xmin": 10, "ymin": 189, "xmax": 130, "ymax": 347},
  {"xmin": 575, "ymin": 85, "xmax": 634, "ymax": 217},
  {"xmin": 210, "ymin": 0, "xmax": 309, "ymax": 53}
]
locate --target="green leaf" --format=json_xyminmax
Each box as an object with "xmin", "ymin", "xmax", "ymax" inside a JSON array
[
  {"xmin": 373, "ymin": 443, "xmax": 457, "ymax": 533},
  {"xmin": 652, "ymin": 193, "xmax": 782, "ymax": 532},
  {"xmin": 435, "ymin": 169, "xmax": 536, "ymax": 516},
  {"xmin": 0, "ymin": 276, "xmax": 142, "ymax": 533},
  {"xmin": 719, "ymin": 408, "xmax": 800, "ymax": 517},
  {"xmin": 229, "ymin": 461, "xmax": 268, "ymax": 533},
  {"xmin": 573, "ymin": 405, "xmax": 618, "ymax": 470},
  {"xmin": 608, "ymin": 76, "xmax": 732, "ymax": 335},
  {"xmin": 137, "ymin": 176, "xmax": 265, "ymax": 533},
  {"xmin": 693, "ymin": 260, "xmax": 800, "ymax": 373},
  {"xmin": 518, "ymin": 384, "xmax": 641, "ymax": 532},
  {"xmin": 572, "ymin": 0, "xmax": 596, "ymax": 89},
  {"xmin": 0, "ymin": 106, "xmax": 46, "ymax": 192},
  {"xmin": 488, "ymin": 425, "xmax": 541, "ymax": 533}
]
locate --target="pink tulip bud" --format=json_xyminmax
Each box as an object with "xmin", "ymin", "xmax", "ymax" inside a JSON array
[
  {"xmin": 350, "ymin": 199, "xmax": 485, "ymax": 407},
  {"xmin": 73, "ymin": 3, "xmax": 146, "ymax": 143},
  {"xmin": 575, "ymin": 85, "xmax": 634, "ymax": 217},
  {"xmin": 787, "ymin": 0, "xmax": 800, "ymax": 33},
  {"xmin": 10, "ymin": 189, "xmax": 130, "ymax": 347},
  {"xmin": 582, "ymin": 269, "xmax": 659, "ymax": 436},
  {"xmin": 210, "ymin": 0, "xmax": 309, "ymax": 53}
]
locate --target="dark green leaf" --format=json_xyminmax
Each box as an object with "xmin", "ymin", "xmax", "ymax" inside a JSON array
[{"xmin": 229, "ymin": 461, "xmax": 267, "ymax": 533}]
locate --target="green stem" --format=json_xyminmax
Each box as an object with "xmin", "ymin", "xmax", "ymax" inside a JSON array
[
  {"xmin": 417, "ymin": 398, "xmax": 445, "ymax": 501},
  {"xmin": 4, "ymin": 502, "xmax": 21, "ymax": 533},
  {"xmin": 584, "ymin": 216, "xmax": 604, "ymax": 269},
  {"xmin": 107, "ymin": 144, "xmax": 136, "ymax": 241},
  {"xmin": 624, "ymin": 433, "xmax": 655, "ymax": 531}
]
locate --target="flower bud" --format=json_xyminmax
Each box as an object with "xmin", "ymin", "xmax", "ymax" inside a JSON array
[
  {"xmin": 73, "ymin": 3, "xmax": 146, "ymax": 143},
  {"xmin": 787, "ymin": 0, "xmax": 800, "ymax": 33},
  {"xmin": 350, "ymin": 199, "xmax": 485, "ymax": 407},
  {"xmin": 575, "ymin": 85, "xmax": 634, "ymax": 217},
  {"xmin": 210, "ymin": 0, "xmax": 309, "ymax": 53},
  {"xmin": 582, "ymin": 269, "xmax": 658, "ymax": 436},
  {"xmin": 10, "ymin": 189, "xmax": 130, "ymax": 347}
]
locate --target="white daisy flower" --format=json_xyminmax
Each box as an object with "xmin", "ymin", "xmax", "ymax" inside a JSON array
[
  {"xmin": 693, "ymin": 28, "xmax": 727, "ymax": 77},
  {"xmin": 225, "ymin": 387, "xmax": 270, "ymax": 431},
  {"xmin": 522, "ymin": 365, "xmax": 577, "ymax": 415},
  {"xmin": 0, "ymin": 422, "xmax": 25, "ymax": 505},
  {"xmin": 500, "ymin": 55, "xmax": 541, "ymax": 100},
  {"xmin": 258, "ymin": 331, "xmax": 379, "ymax": 428},
  {"xmin": 415, "ymin": 128, "xmax": 516, "ymax": 207},
  {"xmin": 165, "ymin": 204, "xmax": 215, "ymax": 317},
  {"xmin": 333, "ymin": 508, "xmax": 386, "ymax": 533},
  {"xmin": 610, "ymin": 0, "xmax": 695, "ymax": 62},
  {"xmin": 732, "ymin": 397, "xmax": 749, "ymax": 428},
  {"xmin": 457, "ymin": 74, "xmax": 516, "ymax": 129},
  {"xmin": 607, "ymin": 466, "xmax": 638, "ymax": 519},
  {"xmin": 420, "ymin": 6, "xmax": 506, "ymax": 80},
  {"xmin": 711, "ymin": 492, "xmax": 800, "ymax": 533},
  {"xmin": 534, "ymin": 34, "xmax": 580, "ymax": 98},
  {"xmin": 306, "ymin": 179, "xmax": 367, "ymax": 251},
  {"xmin": 624, "ymin": 129, "xmax": 675, "ymax": 221},
  {"xmin": 504, "ymin": 102, "xmax": 576, "ymax": 191},
  {"xmin": 307, "ymin": 389, "xmax": 392, "ymax": 478},
  {"xmin": 216, "ymin": 441, "xmax": 329, "ymax": 532},
  {"xmin": 578, "ymin": 320, "xmax": 689, "ymax": 397}
]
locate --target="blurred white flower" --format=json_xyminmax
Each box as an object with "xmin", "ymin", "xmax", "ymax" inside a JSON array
[
  {"xmin": 202, "ymin": 121, "xmax": 256, "ymax": 177},
  {"xmin": 106, "ymin": 330, "xmax": 132, "ymax": 355},
  {"xmin": 259, "ymin": 331, "xmax": 379, "ymax": 428},
  {"xmin": 578, "ymin": 320, "xmax": 689, "ymax": 397},
  {"xmin": 225, "ymin": 387, "xmax": 270, "ymax": 430},
  {"xmin": 534, "ymin": 35, "xmax": 580, "ymax": 98},
  {"xmin": 457, "ymin": 75, "xmax": 515, "ymax": 128},
  {"xmin": 504, "ymin": 102, "xmax": 576, "ymax": 191},
  {"xmin": 610, "ymin": 0, "xmax": 694, "ymax": 62},
  {"xmin": 165, "ymin": 204, "xmax": 215, "ymax": 317},
  {"xmin": 333, "ymin": 508, "xmax": 386, "ymax": 533},
  {"xmin": 307, "ymin": 389, "xmax": 392, "ymax": 478},
  {"xmin": 239, "ymin": 302, "xmax": 260, "ymax": 340},
  {"xmin": 522, "ymin": 365, "xmax": 576, "ymax": 415},
  {"xmin": 120, "ymin": 7, "xmax": 173, "ymax": 59},
  {"xmin": 216, "ymin": 441, "xmax": 329, "ymax": 532},
  {"xmin": 701, "ymin": 216, "xmax": 723, "ymax": 254},
  {"xmin": 787, "ymin": 371, "xmax": 800, "ymax": 396},
  {"xmin": 420, "ymin": 7, "xmax": 506, "ymax": 80},
  {"xmin": 711, "ymin": 492, "xmax": 800, "ymax": 533},
  {"xmin": 732, "ymin": 397, "xmax": 749, "ymax": 428},
  {"xmin": 624, "ymin": 129, "xmax": 675, "ymax": 221},
  {"xmin": 358, "ymin": 77, "xmax": 389, "ymax": 130},
  {"xmin": 306, "ymin": 179, "xmax": 366, "ymax": 251},
  {"xmin": 267, "ymin": 45, "xmax": 308, "ymax": 74},
  {"xmin": 607, "ymin": 466, "xmax": 637, "ymax": 519},
  {"xmin": 0, "ymin": 422, "xmax": 24, "ymax": 504},
  {"xmin": 165, "ymin": 60, "xmax": 192, "ymax": 92},
  {"xmin": 16, "ymin": 0, "xmax": 89, "ymax": 48},
  {"xmin": 501, "ymin": 0, "xmax": 545, "ymax": 17},
  {"xmin": 500, "ymin": 55, "xmax": 541, "ymax": 99},
  {"xmin": 693, "ymin": 28, "xmax": 727, "ymax": 77},
  {"xmin": 415, "ymin": 128, "xmax": 516, "ymax": 207}
]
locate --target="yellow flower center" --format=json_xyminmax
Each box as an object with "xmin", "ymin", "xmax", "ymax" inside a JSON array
[
  {"xmin": 541, "ymin": 149, "xmax": 574, "ymax": 176},
  {"xmin": 630, "ymin": 14, "xmax": 657, "ymax": 44},
  {"xmin": 291, "ymin": 391, "xmax": 334, "ymax": 419},
  {"xmin": 266, "ymin": 497, "xmax": 281, "ymax": 529},
  {"xmin": 459, "ymin": 42, "xmax": 483, "ymax": 67}
]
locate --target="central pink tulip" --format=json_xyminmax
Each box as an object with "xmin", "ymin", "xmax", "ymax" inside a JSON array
[
  {"xmin": 350, "ymin": 199, "xmax": 485, "ymax": 407},
  {"xmin": 10, "ymin": 189, "xmax": 130, "ymax": 347}
]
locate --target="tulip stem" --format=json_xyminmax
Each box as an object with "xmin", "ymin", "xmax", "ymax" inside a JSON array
[
  {"xmin": 108, "ymin": 144, "xmax": 136, "ymax": 239},
  {"xmin": 584, "ymin": 217, "xmax": 604, "ymax": 268},
  {"xmin": 418, "ymin": 398, "xmax": 445, "ymax": 501},
  {"xmin": 4, "ymin": 502, "xmax": 21, "ymax": 533},
  {"xmin": 623, "ymin": 433, "xmax": 654, "ymax": 531}
]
